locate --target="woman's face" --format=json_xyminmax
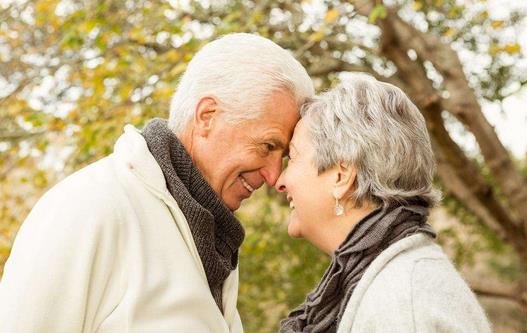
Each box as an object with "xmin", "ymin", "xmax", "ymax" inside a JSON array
[{"xmin": 275, "ymin": 118, "xmax": 337, "ymax": 242}]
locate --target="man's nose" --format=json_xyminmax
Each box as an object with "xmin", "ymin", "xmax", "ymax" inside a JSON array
[{"xmin": 260, "ymin": 155, "xmax": 283, "ymax": 186}]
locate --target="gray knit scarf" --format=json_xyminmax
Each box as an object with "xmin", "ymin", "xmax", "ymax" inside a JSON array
[
  {"xmin": 280, "ymin": 200, "xmax": 436, "ymax": 333},
  {"xmin": 142, "ymin": 118, "xmax": 245, "ymax": 312}
]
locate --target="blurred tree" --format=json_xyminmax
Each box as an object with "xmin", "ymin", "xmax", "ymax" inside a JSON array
[{"xmin": 1, "ymin": 0, "xmax": 526, "ymax": 331}]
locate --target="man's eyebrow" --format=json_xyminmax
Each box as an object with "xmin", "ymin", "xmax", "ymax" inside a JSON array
[
  {"xmin": 267, "ymin": 137, "xmax": 287, "ymax": 150},
  {"xmin": 265, "ymin": 137, "xmax": 290, "ymax": 157}
]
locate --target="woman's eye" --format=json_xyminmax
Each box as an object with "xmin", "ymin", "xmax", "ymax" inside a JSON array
[{"xmin": 265, "ymin": 143, "xmax": 275, "ymax": 151}]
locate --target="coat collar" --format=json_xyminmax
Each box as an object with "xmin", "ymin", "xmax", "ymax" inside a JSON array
[{"xmin": 113, "ymin": 124, "xmax": 169, "ymax": 196}]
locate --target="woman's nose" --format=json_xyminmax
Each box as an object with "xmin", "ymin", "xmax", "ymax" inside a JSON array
[{"xmin": 275, "ymin": 170, "xmax": 287, "ymax": 193}]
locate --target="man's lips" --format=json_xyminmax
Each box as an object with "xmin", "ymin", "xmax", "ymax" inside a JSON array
[{"xmin": 238, "ymin": 175, "xmax": 255, "ymax": 193}]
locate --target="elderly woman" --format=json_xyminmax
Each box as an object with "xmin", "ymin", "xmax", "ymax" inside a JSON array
[{"xmin": 276, "ymin": 74, "xmax": 491, "ymax": 333}]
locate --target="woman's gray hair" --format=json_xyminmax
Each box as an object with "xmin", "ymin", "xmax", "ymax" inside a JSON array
[
  {"xmin": 168, "ymin": 33, "xmax": 314, "ymax": 133},
  {"xmin": 301, "ymin": 73, "xmax": 441, "ymax": 207}
]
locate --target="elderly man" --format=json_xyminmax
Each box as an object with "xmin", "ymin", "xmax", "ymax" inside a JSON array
[{"xmin": 0, "ymin": 33, "xmax": 314, "ymax": 332}]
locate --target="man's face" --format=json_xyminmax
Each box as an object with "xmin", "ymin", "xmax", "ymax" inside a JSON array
[{"xmin": 192, "ymin": 90, "xmax": 299, "ymax": 211}]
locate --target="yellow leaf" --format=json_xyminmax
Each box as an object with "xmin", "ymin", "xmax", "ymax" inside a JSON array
[
  {"xmin": 412, "ymin": 1, "xmax": 423, "ymax": 10},
  {"xmin": 79, "ymin": 20, "xmax": 97, "ymax": 34},
  {"xmin": 308, "ymin": 31, "xmax": 325, "ymax": 42},
  {"xmin": 129, "ymin": 27, "xmax": 145, "ymax": 43},
  {"xmin": 368, "ymin": 4, "xmax": 387, "ymax": 23},
  {"xmin": 504, "ymin": 43, "xmax": 521, "ymax": 54},
  {"xmin": 35, "ymin": 0, "xmax": 51, "ymax": 14},
  {"xmin": 251, "ymin": 11, "xmax": 263, "ymax": 24},
  {"xmin": 119, "ymin": 84, "xmax": 134, "ymax": 100},
  {"xmin": 163, "ymin": 49, "xmax": 180, "ymax": 62},
  {"xmin": 489, "ymin": 43, "xmax": 500, "ymax": 55},
  {"xmin": 324, "ymin": 9, "xmax": 339, "ymax": 24},
  {"xmin": 49, "ymin": 118, "xmax": 66, "ymax": 131},
  {"xmin": 170, "ymin": 62, "xmax": 187, "ymax": 76},
  {"xmin": 443, "ymin": 28, "xmax": 457, "ymax": 38},
  {"xmin": 153, "ymin": 87, "xmax": 174, "ymax": 99},
  {"xmin": 491, "ymin": 20, "xmax": 505, "ymax": 29}
]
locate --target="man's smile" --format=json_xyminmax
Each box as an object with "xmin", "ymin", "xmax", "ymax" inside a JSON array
[{"xmin": 238, "ymin": 175, "xmax": 255, "ymax": 193}]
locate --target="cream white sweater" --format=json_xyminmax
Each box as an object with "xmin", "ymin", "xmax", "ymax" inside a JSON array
[
  {"xmin": 0, "ymin": 125, "xmax": 243, "ymax": 333},
  {"xmin": 337, "ymin": 234, "xmax": 491, "ymax": 333}
]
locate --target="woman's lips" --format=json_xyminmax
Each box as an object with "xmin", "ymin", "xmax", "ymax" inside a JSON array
[{"xmin": 287, "ymin": 195, "xmax": 295, "ymax": 209}]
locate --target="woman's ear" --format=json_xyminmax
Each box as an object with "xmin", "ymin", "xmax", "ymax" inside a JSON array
[
  {"xmin": 193, "ymin": 96, "xmax": 219, "ymax": 137},
  {"xmin": 332, "ymin": 162, "xmax": 357, "ymax": 200}
]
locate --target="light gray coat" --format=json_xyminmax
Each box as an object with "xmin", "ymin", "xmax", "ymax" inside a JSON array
[{"xmin": 337, "ymin": 234, "xmax": 491, "ymax": 333}]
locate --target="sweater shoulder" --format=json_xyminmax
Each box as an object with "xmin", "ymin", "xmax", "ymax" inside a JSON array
[
  {"xmin": 359, "ymin": 238, "xmax": 458, "ymax": 308},
  {"xmin": 344, "ymin": 236, "xmax": 490, "ymax": 332},
  {"xmin": 379, "ymin": 236, "xmax": 447, "ymax": 277},
  {"xmin": 410, "ymin": 256, "xmax": 491, "ymax": 332},
  {"xmin": 346, "ymin": 237, "xmax": 443, "ymax": 331},
  {"xmin": 355, "ymin": 235, "xmax": 447, "ymax": 296}
]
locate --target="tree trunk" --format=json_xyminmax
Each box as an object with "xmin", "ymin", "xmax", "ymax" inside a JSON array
[{"xmin": 386, "ymin": 13, "xmax": 527, "ymax": 230}]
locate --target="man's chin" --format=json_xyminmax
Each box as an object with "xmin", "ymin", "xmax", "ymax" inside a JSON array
[
  {"xmin": 224, "ymin": 197, "xmax": 242, "ymax": 211},
  {"xmin": 223, "ymin": 191, "xmax": 254, "ymax": 211}
]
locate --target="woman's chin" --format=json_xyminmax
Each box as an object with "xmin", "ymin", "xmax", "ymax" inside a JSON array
[{"xmin": 287, "ymin": 213, "xmax": 303, "ymax": 238}]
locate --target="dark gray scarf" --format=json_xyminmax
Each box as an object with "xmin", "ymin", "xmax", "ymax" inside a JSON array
[
  {"xmin": 280, "ymin": 200, "xmax": 436, "ymax": 333},
  {"xmin": 142, "ymin": 118, "xmax": 245, "ymax": 312}
]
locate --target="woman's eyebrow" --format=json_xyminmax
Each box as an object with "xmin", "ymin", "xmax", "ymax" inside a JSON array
[{"xmin": 287, "ymin": 142, "xmax": 298, "ymax": 156}]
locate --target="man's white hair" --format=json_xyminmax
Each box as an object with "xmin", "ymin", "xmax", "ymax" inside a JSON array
[
  {"xmin": 168, "ymin": 33, "xmax": 314, "ymax": 133},
  {"xmin": 301, "ymin": 73, "xmax": 441, "ymax": 207}
]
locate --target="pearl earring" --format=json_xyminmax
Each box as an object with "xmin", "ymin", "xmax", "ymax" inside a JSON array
[{"xmin": 335, "ymin": 197, "xmax": 344, "ymax": 216}]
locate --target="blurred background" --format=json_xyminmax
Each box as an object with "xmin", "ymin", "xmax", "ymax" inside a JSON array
[{"xmin": 1, "ymin": 0, "xmax": 526, "ymax": 332}]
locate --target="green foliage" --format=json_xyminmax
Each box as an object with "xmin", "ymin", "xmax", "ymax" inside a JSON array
[
  {"xmin": 409, "ymin": 0, "xmax": 526, "ymax": 101},
  {"xmin": 439, "ymin": 180, "xmax": 526, "ymax": 283},
  {"xmin": 368, "ymin": 4, "xmax": 387, "ymax": 23}
]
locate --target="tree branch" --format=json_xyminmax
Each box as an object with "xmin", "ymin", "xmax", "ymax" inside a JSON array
[
  {"xmin": 374, "ymin": 17, "xmax": 527, "ymax": 262},
  {"xmin": 427, "ymin": 102, "xmax": 527, "ymax": 261},
  {"xmin": 0, "ymin": 129, "xmax": 46, "ymax": 142},
  {"xmin": 124, "ymin": 38, "xmax": 173, "ymax": 54},
  {"xmin": 308, "ymin": 58, "xmax": 372, "ymax": 76},
  {"xmin": 470, "ymin": 280, "xmax": 527, "ymax": 311},
  {"xmin": 0, "ymin": 76, "xmax": 34, "ymax": 107},
  {"xmin": 385, "ymin": 9, "xmax": 527, "ymax": 229}
]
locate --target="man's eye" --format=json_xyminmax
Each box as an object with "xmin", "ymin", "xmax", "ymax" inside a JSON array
[{"xmin": 264, "ymin": 143, "xmax": 275, "ymax": 151}]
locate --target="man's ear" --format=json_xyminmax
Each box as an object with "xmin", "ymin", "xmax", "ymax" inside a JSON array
[
  {"xmin": 193, "ymin": 96, "xmax": 219, "ymax": 137},
  {"xmin": 332, "ymin": 162, "xmax": 357, "ymax": 200}
]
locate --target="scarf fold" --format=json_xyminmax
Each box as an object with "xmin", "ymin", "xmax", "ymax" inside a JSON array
[
  {"xmin": 142, "ymin": 118, "xmax": 245, "ymax": 312},
  {"xmin": 280, "ymin": 200, "xmax": 436, "ymax": 333}
]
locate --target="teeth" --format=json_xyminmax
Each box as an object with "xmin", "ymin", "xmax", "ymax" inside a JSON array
[
  {"xmin": 239, "ymin": 176, "xmax": 254, "ymax": 192},
  {"xmin": 289, "ymin": 201, "xmax": 295, "ymax": 209}
]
